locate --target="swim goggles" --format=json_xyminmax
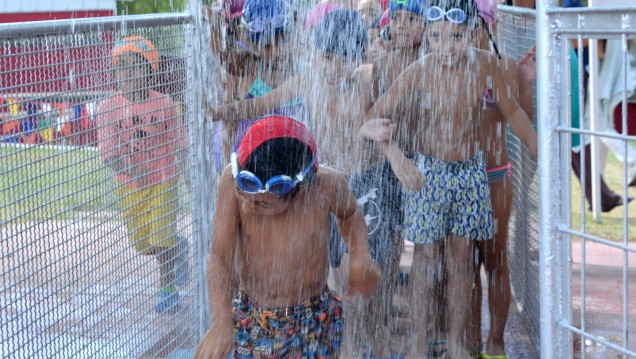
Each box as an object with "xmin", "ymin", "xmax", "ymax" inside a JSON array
[
  {"xmin": 231, "ymin": 152, "xmax": 317, "ymax": 195},
  {"xmin": 426, "ymin": 6, "xmax": 468, "ymax": 24}
]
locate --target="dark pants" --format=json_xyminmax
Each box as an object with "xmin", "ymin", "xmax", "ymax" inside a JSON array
[
  {"xmin": 571, "ymin": 144, "xmax": 622, "ymax": 212},
  {"xmin": 329, "ymin": 161, "xmax": 403, "ymax": 267}
]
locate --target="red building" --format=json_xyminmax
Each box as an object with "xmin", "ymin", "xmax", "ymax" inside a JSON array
[{"xmin": 0, "ymin": 1, "xmax": 116, "ymax": 145}]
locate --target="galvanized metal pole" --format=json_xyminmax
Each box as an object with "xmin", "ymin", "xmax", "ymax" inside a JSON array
[
  {"xmin": 186, "ymin": 0, "xmax": 212, "ymax": 340},
  {"xmin": 537, "ymin": 0, "xmax": 573, "ymax": 357},
  {"xmin": 587, "ymin": 0, "xmax": 603, "ymax": 220}
]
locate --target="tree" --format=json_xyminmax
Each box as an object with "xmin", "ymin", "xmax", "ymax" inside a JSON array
[{"xmin": 117, "ymin": 0, "xmax": 188, "ymax": 15}]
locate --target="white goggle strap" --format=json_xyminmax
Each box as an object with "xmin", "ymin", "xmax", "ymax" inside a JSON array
[{"xmin": 231, "ymin": 152, "xmax": 239, "ymax": 178}]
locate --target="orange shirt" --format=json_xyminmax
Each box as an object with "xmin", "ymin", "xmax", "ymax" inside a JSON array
[{"xmin": 97, "ymin": 90, "xmax": 187, "ymax": 188}]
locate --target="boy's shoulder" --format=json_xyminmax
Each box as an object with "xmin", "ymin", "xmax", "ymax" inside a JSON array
[
  {"xmin": 313, "ymin": 165, "xmax": 349, "ymax": 191},
  {"xmin": 473, "ymin": 48, "xmax": 502, "ymax": 65}
]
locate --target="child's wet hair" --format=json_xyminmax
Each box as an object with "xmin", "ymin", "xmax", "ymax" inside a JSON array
[
  {"xmin": 313, "ymin": 9, "xmax": 368, "ymax": 63},
  {"xmin": 242, "ymin": 137, "xmax": 316, "ymax": 197}
]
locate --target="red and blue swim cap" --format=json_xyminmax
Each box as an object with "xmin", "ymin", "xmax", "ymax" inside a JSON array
[
  {"xmin": 388, "ymin": 0, "xmax": 425, "ymax": 17},
  {"xmin": 237, "ymin": 115, "xmax": 318, "ymax": 168}
]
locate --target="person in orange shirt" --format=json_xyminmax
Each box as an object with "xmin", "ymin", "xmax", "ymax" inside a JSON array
[{"xmin": 97, "ymin": 36, "xmax": 190, "ymax": 314}]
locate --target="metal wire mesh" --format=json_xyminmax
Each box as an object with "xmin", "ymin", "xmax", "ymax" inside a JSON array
[
  {"xmin": 0, "ymin": 15, "xmax": 201, "ymax": 358},
  {"xmin": 496, "ymin": 6, "xmax": 541, "ymax": 354}
]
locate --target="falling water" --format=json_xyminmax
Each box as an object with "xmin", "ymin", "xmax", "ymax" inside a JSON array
[{"xmin": 192, "ymin": 0, "xmax": 537, "ymax": 358}]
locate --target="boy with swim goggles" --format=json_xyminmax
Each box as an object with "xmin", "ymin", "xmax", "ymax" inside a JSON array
[
  {"xmin": 232, "ymin": 152, "xmax": 316, "ymax": 195},
  {"xmin": 426, "ymin": 2, "xmax": 501, "ymax": 57}
]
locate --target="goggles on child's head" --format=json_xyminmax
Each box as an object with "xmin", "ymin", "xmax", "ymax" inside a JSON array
[
  {"xmin": 231, "ymin": 152, "xmax": 316, "ymax": 195},
  {"xmin": 426, "ymin": 6, "xmax": 468, "ymax": 24}
]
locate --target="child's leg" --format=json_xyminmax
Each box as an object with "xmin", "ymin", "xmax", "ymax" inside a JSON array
[
  {"xmin": 445, "ymin": 235, "xmax": 477, "ymax": 359},
  {"xmin": 156, "ymin": 245, "xmax": 179, "ymax": 288},
  {"xmin": 481, "ymin": 178, "xmax": 513, "ymax": 356},
  {"xmin": 118, "ymin": 183, "xmax": 180, "ymax": 286},
  {"xmin": 364, "ymin": 231, "xmax": 403, "ymax": 356},
  {"xmin": 407, "ymin": 242, "xmax": 444, "ymax": 357},
  {"xmin": 467, "ymin": 244, "xmax": 483, "ymax": 354}
]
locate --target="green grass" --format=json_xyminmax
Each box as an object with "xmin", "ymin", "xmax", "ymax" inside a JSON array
[
  {"xmin": 0, "ymin": 145, "xmax": 192, "ymax": 223},
  {"xmin": 570, "ymin": 144, "xmax": 636, "ymax": 241},
  {"xmin": 0, "ymin": 145, "xmax": 117, "ymax": 222}
]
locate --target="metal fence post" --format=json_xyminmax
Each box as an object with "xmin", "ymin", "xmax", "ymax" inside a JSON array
[
  {"xmin": 186, "ymin": 0, "xmax": 213, "ymax": 339},
  {"xmin": 537, "ymin": 1, "xmax": 573, "ymax": 358}
]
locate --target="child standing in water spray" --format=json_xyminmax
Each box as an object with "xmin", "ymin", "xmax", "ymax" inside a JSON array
[
  {"xmin": 364, "ymin": 0, "xmax": 538, "ymax": 356},
  {"xmin": 369, "ymin": 0, "xmax": 427, "ymax": 101},
  {"xmin": 207, "ymin": 0, "xmax": 301, "ymax": 169},
  {"xmin": 97, "ymin": 36, "xmax": 190, "ymax": 314},
  {"xmin": 349, "ymin": 1, "xmax": 428, "ymax": 356},
  {"xmin": 466, "ymin": 1, "xmax": 537, "ymax": 357},
  {"xmin": 212, "ymin": 9, "xmax": 370, "ymax": 175},
  {"xmin": 210, "ymin": 9, "xmax": 371, "ymax": 267},
  {"xmin": 193, "ymin": 116, "xmax": 379, "ymax": 359}
]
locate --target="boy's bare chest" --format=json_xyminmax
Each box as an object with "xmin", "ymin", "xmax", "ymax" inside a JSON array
[
  {"xmin": 422, "ymin": 70, "xmax": 483, "ymax": 116},
  {"xmin": 239, "ymin": 210, "xmax": 328, "ymax": 252}
]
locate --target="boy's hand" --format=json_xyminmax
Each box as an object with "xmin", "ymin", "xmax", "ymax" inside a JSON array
[
  {"xmin": 347, "ymin": 257, "xmax": 381, "ymax": 297},
  {"xmin": 519, "ymin": 46, "xmax": 537, "ymax": 85},
  {"xmin": 207, "ymin": 102, "xmax": 238, "ymax": 122},
  {"xmin": 359, "ymin": 118, "xmax": 395, "ymax": 143},
  {"xmin": 193, "ymin": 325, "xmax": 234, "ymax": 359}
]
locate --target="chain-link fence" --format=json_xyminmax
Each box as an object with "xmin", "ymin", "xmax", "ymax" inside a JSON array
[
  {"xmin": 495, "ymin": 6, "xmax": 542, "ymax": 355},
  {"xmin": 0, "ymin": 13, "xmax": 209, "ymax": 358}
]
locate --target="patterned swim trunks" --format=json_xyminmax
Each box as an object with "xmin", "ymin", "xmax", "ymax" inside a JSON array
[
  {"xmin": 231, "ymin": 288, "xmax": 344, "ymax": 358},
  {"xmin": 402, "ymin": 152, "xmax": 494, "ymax": 244}
]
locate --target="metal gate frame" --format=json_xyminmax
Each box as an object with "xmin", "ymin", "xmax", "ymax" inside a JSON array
[{"xmin": 537, "ymin": 2, "xmax": 636, "ymax": 357}]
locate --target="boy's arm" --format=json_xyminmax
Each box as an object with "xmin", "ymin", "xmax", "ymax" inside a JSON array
[
  {"xmin": 517, "ymin": 47, "xmax": 537, "ymax": 120},
  {"xmin": 499, "ymin": 49, "xmax": 536, "ymax": 120},
  {"xmin": 492, "ymin": 62, "xmax": 538, "ymax": 160},
  {"xmin": 327, "ymin": 171, "xmax": 380, "ymax": 297},
  {"xmin": 365, "ymin": 63, "xmax": 415, "ymax": 121},
  {"xmin": 358, "ymin": 118, "xmax": 424, "ymax": 191},
  {"xmin": 210, "ymin": 76, "xmax": 301, "ymax": 122},
  {"xmin": 195, "ymin": 165, "xmax": 239, "ymax": 358},
  {"xmin": 166, "ymin": 99, "xmax": 191, "ymax": 184},
  {"xmin": 96, "ymin": 100, "xmax": 127, "ymax": 174},
  {"xmin": 380, "ymin": 141, "xmax": 424, "ymax": 191}
]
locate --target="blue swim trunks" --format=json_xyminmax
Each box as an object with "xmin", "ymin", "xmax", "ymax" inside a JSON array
[{"xmin": 402, "ymin": 152, "xmax": 494, "ymax": 244}]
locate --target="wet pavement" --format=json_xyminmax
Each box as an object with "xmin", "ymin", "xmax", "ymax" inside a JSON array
[
  {"xmin": 571, "ymin": 240, "xmax": 636, "ymax": 358},
  {"xmin": 395, "ymin": 241, "xmax": 539, "ymax": 359}
]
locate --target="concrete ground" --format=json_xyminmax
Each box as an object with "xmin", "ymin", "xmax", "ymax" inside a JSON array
[
  {"xmin": 571, "ymin": 240, "xmax": 636, "ymax": 358},
  {"xmin": 393, "ymin": 241, "xmax": 539, "ymax": 359},
  {"xmin": 3, "ymin": 219, "xmax": 634, "ymax": 358}
]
